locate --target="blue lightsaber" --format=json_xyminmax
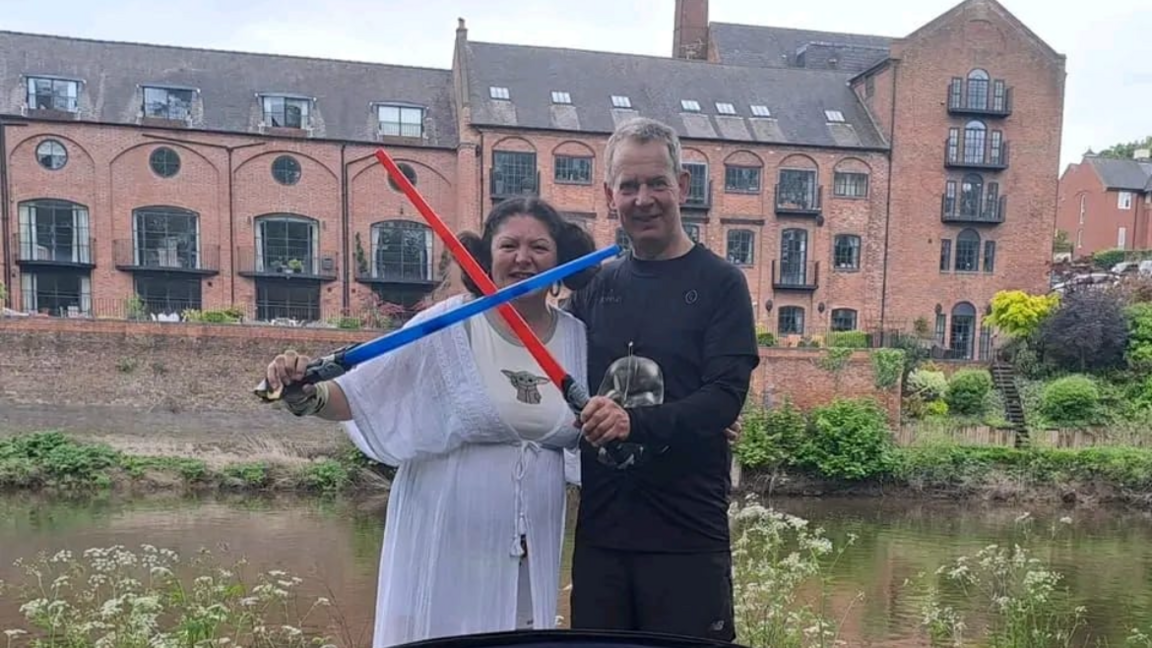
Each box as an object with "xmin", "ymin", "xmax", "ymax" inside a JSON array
[{"xmin": 254, "ymin": 244, "xmax": 619, "ymax": 402}]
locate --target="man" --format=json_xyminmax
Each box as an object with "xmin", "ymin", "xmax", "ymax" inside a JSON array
[{"xmin": 565, "ymin": 117, "xmax": 760, "ymax": 641}]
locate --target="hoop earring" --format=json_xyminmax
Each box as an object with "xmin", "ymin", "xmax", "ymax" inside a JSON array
[{"xmin": 550, "ymin": 282, "xmax": 562, "ymax": 297}]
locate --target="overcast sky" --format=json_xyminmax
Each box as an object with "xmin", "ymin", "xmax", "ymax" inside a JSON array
[{"xmin": 2, "ymin": 0, "xmax": 1147, "ymax": 171}]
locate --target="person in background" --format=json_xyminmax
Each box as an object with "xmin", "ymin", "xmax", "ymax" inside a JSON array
[
  {"xmin": 263, "ymin": 197, "xmax": 597, "ymax": 648},
  {"xmin": 565, "ymin": 116, "xmax": 760, "ymax": 642}
]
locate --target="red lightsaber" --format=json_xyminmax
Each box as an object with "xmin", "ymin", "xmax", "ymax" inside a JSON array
[{"xmin": 373, "ymin": 149, "xmax": 629, "ymax": 464}]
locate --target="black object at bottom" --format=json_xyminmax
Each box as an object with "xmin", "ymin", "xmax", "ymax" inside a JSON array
[{"xmin": 394, "ymin": 629, "xmax": 746, "ymax": 648}]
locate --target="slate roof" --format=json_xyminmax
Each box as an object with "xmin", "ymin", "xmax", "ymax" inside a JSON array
[
  {"xmin": 708, "ymin": 23, "xmax": 893, "ymax": 72},
  {"xmin": 0, "ymin": 30, "xmax": 458, "ymax": 147},
  {"xmin": 464, "ymin": 41, "xmax": 888, "ymax": 150},
  {"xmin": 1085, "ymin": 156, "xmax": 1152, "ymax": 192}
]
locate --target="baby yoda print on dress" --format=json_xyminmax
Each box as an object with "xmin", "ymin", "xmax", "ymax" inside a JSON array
[{"xmin": 501, "ymin": 369, "xmax": 551, "ymax": 404}]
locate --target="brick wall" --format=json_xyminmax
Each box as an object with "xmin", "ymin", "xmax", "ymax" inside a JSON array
[
  {"xmin": 0, "ymin": 320, "xmax": 900, "ymax": 425},
  {"xmin": 0, "ymin": 318, "xmax": 375, "ymax": 412},
  {"xmin": 751, "ymin": 347, "xmax": 902, "ymax": 424}
]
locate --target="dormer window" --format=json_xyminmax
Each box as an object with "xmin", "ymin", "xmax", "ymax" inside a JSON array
[
  {"xmin": 681, "ymin": 99, "xmax": 701, "ymax": 112},
  {"xmin": 378, "ymin": 103, "xmax": 424, "ymax": 138},
  {"xmin": 262, "ymin": 95, "xmax": 311, "ymax": 129},
  {"xmin": 27, "ymin": 76, "xmax": 79, "ymax": 112},
  {"xmin": 750, "ymin": 104, "xmax": 772, "ymax": 117},
  {"xmin": 715, "ymin": 102, "xmax": 736, "ymax": 115},
  {"xmin": 611, "ymin": 95, "xmax": 632, "ymax": 109},
  {"xmin": 824, "ymin": 109, "xmax": 845, "ymax": 123},
  {"xmin": 143, "ymin": 86, "xmax": 194, "ymax": 121},
  {"xmin": 551, "ymin": 91, "xmax": 572, "ymax": 104},
  {"xmin": 490, "ymin": 86, "xmax": 510, "ymax": 100}
]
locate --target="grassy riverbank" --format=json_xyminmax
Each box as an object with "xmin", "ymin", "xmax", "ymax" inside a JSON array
[
  {"xmin": 5, "ymin": 428, "xmax": 1152, "ymax": 507},
  {"xmin": 0, "ymin": 431, "xmax": 392, "ymax": 495}
]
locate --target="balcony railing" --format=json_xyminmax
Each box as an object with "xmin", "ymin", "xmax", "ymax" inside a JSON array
[
  {"xmin": 490, "ymin": 169, "xmax": 541, "ymax": 201},
  {"xmin": 12, "ymin": 233, "xmax": 96, "ymax": 268},
  {"xmin": 355, "ymin": 263, "xmax": 438, "ymax": 284},
  {"xmin": 941, "ymin": 195, "xmax": 1008, "ymax": 225},
  {"xmin": 945, "ymin": 138, "xmax": 1010, "ymax": 170},
  {"xmin": 775, "ymin": 185, "xmax": 823, "ymax": 217},
  {"xmin": 946, "ymin": 83, "xmax": 1013, "ymax": 117},
  {"xmin": 113, "ymin": 239, "xmax": 220, "ymax": 275},
  {"xmin": 235, "ymin": 248, "xmax": 339, "ymax": 280},
  {"xmin": 771, "ymin": 260, "xmax": 820, "ymax": 291}
]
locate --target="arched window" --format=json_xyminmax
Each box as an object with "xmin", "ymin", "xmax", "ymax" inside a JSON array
[
  {"xmin": 370, "ymin": 220, "xmax": 433, "ymax": 281},
  {"xmin": 955, "ymin": 229, "xmax": 980, "ymax": 272},
  {"xmin": 950, "ymin": 302, "xmax": 977, "ymax": 359},
  {"xmin": 254, "ymin": 214, "xmax": 319, "ymax": 274},
  {"xmin": 966, "ymin": 69, "xmax": 990, "ymax": 111},
  {"xmin": 831, "ymin": 308, "xmax": 857, "ymax": 332},
  {"xmin": 17, "ymin": 199, "xmax": 91, "ymax": 264},
  {"xmin": 963, "ymin": 120, "xmax": 986, "ymax": 164},
  {"xmin": 132, "ymin": 207, "xmax": 200, "ymax": 269},
  {"xmin": 960, "ymin": 174, "xmax": 983, "ymax": 217}
]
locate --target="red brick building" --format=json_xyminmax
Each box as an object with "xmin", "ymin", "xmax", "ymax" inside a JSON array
[
  {"xmin": 0, "ymin": 0, "xmax": 1065, "ymax": 360},
  {"xmin": 1055, "ymin": 152, "xmax": 1152, "ymax": 258}
]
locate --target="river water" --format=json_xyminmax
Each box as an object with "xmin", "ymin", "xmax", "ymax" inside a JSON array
[{"xmin": 1, "ymin": 492, "xmax": 1150, "ymax": 647}]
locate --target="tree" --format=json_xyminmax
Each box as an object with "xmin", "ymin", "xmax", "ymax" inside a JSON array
[
  {"xmin": 1098, "ymin": 135, "xmax": 1152, "ymax": 159},
  {"xmin": 1037, "ymin": 288, "xmax": 1129, "ymax": 373},
  {"xmin": 985, "ymin": 290, "xmax": 1059, "ymax": 340},
  {"xmin": 1053, "ymin": 230, "xmax": 1073, "ymax": 254}
]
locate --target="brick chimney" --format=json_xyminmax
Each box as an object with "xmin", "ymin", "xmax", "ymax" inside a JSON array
[{"xmin": 673, "ymin": 0, "xmax": 709, "ymax": 60}]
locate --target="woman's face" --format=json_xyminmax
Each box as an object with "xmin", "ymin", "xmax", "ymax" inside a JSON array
[{"xmin": 490, "ymin": 214, "xmax": 559, "ymax": 290}]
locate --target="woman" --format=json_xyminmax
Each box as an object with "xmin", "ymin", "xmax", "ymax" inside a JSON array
[{"xmin": 263, "ymin": 197, "xmax": 597, "ymax": 647}]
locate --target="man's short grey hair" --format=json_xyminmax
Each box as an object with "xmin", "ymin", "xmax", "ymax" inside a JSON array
[{"xmin": 603, "ymin": 117, "xmax": 683, "ymax": 185}]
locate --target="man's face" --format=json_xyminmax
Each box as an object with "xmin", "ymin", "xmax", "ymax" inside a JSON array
[{"xmin": 604, "ymin": 139, "xmax": 690, "ymax": 253}]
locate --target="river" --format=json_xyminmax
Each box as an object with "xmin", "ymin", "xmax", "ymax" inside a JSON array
[{"xmin": 1, "ymin": 492, "xmax": 1150, "ymax": 647}]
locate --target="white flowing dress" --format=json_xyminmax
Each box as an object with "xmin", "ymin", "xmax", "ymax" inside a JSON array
[{"xmin": 333, "ymin": 294, "xmax": 586, "ymax": 648}]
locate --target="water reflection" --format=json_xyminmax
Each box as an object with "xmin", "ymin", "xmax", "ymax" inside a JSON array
[{"xmin": 1, "ymin": 493, "xmax": 1149, "ymax": 648}]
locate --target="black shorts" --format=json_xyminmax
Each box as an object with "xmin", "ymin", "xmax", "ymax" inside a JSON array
[{"xmin": 569, "ymin": 542, "xmax": 735, "ymax": 642}]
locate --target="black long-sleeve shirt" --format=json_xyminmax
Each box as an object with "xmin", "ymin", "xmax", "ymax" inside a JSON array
[{"xmin": 565, "ymin": 243, "xmax": 760, "ymax": 553}]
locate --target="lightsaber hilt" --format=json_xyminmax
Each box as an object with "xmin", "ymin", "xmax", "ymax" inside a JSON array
[{"xmin": 254, "ymin": 345, "xmax": 355, "ymax": 403}]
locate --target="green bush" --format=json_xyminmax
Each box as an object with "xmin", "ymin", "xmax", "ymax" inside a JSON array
[
  {"xmin": 734, "ymin": 401, "xmax": 806, "ymax": 469},
  {"xmin": 907, "ymin": 369, "xmax": 948, "ymax": 401},
  {"xmin": 925, "ymin": 400, "xmax": 949, "ymax": 417},
  {"xmin": 1093, "ymin": 248, "xmax": 1127, "ymax": 269},
  {"xmin": 825, "ymin": 331, "xmax": 869, "ymax": 348},
  {"xmin": 945, "ymin": 369, "xmax": 993, "ymax": 415},
  {"xmin": 1040, "ymin": 375, "xmax": 1100, "ymax": 427},
  {"xmin": 756, "ymin": 329, "xmax": 776, "ymax": 347},
  {"xmin": 796, "ymin": 398, "xmax": 893, "ymax": 481},
  {"xmin": 1126, "ymin": 302, "xmax": 1152, "ymax": 373}
]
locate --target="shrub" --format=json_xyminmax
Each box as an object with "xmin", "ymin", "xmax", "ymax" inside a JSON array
[
  {"xmin": 907, "ymin": 369, "xmax": 948, "ymax": 401},
  {"xmin": 945, "ymin": 369, "xmax": 993, "ymax": 416},
  {"xmin": 1093, "ymin": 248, "xmax": 1127, "ymax": 269},
  {"xmin": 756, "ymin": 328, "xmax": 776, "ymax": 347},
  {"xmin": 985, "ymin": 290, "xmax": 1059, "ymax": 340},
  {"xmin": 733, "ymin": 401, "xmax": 806, "ymax": 469},
  {"xmin": 1040, "ymin": 375, "xmax": 1100, "ymax": 427},
  {"xmin": 1037, "ymin": 288, "xmax": 1129, "ymax": 373},
  {"xmin": 925, "ymin": 400, "xmax": 949, "ymax": 417},
  {"xmin": 825, "ymin": 330, "xmax": 869, "ymax": 348},
  {"xmin": 796, "ymin": 398, "xmax": 893, "ymax": 481},
  {"xmin": 1127, "ymin": 302, "xmax": 1152, "ymax": 373}
]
